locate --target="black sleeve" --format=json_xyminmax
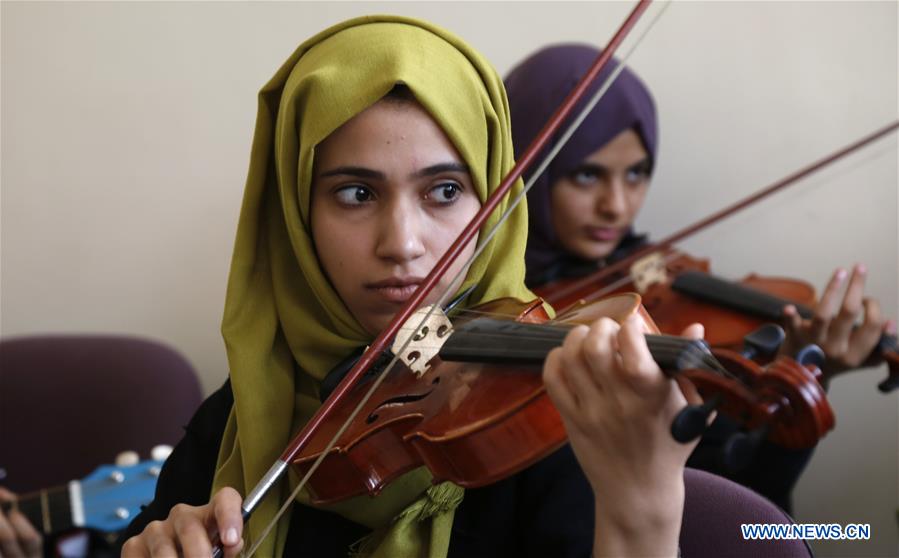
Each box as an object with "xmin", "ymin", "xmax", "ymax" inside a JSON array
[
  {"xmin": 117, "ymin": 380, "xmax": 235, "ymax": 544},
  {"xmin": 448, "ymin": 444, "xmax": 595, "ymax": 558},
  {"xmin": 514, "ymin": 445, "xmax": 595, "ymax": 558}
]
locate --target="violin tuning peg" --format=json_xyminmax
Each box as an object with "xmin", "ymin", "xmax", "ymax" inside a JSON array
[
  {"xmin": 670, "ymin": 396, "xmax": 720, "ymax": 443},
  {"xmin": 741, "ymin": 324, "xmax": 785, "ymax": 360},
  {"xmin": 794, "ymin": 344, "xmax": 826, "ymax": 368},
  {"xmin": 115, "ymin": 450, "xmax": 140, "ymax": 466},
  {"xmin": 877, "ymin": 371, "xmax": 899, "ymax": 393},
  {"xmin": 721, "ymin": 424, "xmax": 770, "ymax": 472}
]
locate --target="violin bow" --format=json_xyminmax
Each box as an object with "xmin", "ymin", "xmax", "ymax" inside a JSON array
[{"xmin": 233, "ymin": 1, "xmax": 671, "ymax": 555}]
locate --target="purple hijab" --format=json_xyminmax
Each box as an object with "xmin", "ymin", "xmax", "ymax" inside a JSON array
[{"xmin": 505, "ymin": 44, "xmax": 657, "ymax": 285}]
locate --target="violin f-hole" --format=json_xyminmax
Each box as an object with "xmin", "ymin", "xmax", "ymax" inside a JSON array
[{"xmin": 366, "ymin": 387, "xmax": 437, "ymax": 424}]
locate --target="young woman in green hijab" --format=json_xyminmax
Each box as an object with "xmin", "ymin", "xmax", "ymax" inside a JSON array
[{"xmin": 120, "ymin": 15, "xmax": 698, "ymax": 558}]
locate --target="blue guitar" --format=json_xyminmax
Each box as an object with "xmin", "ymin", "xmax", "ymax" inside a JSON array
[{"xmin": 1, "ymin": 459, "xmax": 162, "ymax": 535}]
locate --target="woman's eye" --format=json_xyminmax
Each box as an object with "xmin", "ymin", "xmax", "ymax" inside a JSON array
[
  {"xmin": 625, "ymin": 168, "xmax": 649, "ymax": 185},
  {"xmin": 429, "ymin": 182, "xmax": 462, "ymax": 204},
  {"xmin": 334, "ymin": 185, "xmax": 373, "ymax": 205},
  {"xmin": 571, "ymin": 169, "xmax": 601, "ymax": 186}
]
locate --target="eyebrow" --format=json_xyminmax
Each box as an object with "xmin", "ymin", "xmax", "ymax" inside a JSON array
[
  {"xmin": 573, "ymin": 163, "xmax": 608, "ymax": 174},
  {"xmin": 318, "ymin": 162, "xmax": 470, "ymax": 180},
  {"xmin": 318, "ymin": 166, "xmax": 385, "ymax": 179},
  {"xmin": 629, "ymin": 157, "xmax": 653, "ymax": 171},
  {"xmin": 411, "ymin": 162, "xmax": 470, "ymax": 179},
  {"xmin": 572, "ymin": 157, "xmax": 652, "ymax": 174}
]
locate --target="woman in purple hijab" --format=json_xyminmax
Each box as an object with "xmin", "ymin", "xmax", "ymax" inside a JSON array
[{"xmin": 506, "ymin": 44, "xmax": 657, "ymax": 286}]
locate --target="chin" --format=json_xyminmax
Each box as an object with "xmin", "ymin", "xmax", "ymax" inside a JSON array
[{"xmin": 574, "ymin": 243, "xmax": 616, "ymax": 262}]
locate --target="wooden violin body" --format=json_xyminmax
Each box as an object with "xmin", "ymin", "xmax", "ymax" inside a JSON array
[{"xmin": 293, "ymin": 294, "xmax": 834, "ymax": 505}]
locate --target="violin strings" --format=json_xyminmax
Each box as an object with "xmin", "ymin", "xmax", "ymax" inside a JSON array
[
  {"xmin": 395, "ymin": 325, "xmax": 737, "ymax": 379},
  {"xmin": 245, "ymin": 5, "xmax": 673, "ymax": 555},
  {"xmin": 402, "ymin": 323, "xmax": 705, "ymax": 346},
  {"xmin": 398, "ymin": 321, "xmax": 716, "ymax": 350},
  {"xmin": 406, "ymin": 304, "xmax": 723, "ymax": 357}
]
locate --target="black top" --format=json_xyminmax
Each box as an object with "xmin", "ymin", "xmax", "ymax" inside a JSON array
[
  {"xmin": 525, "ymin": 230, "xmax": 650, "ymax": 288},
  {"xmin": 120, "ymin": 381, "xmax": 595, "ymax": 558}
]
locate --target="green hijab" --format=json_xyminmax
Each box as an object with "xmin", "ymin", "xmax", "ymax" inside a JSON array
[{"xmin": 214, "ymin": 15, "xmax": 534, "ymax": 557}]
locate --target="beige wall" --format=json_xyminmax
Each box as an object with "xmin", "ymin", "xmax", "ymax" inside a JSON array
[{"xmin": 2, "ymin": 2, "xmax": 896, "ymax": 556}]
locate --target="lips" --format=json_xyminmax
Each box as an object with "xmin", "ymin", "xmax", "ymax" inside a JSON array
[
  {"xmin": 365, "ymin": 277, "xmax": 424, "ymax": 303},
  {"xmin": 584, "ymin": 226, "xmax": 622, "ymax": 242}
]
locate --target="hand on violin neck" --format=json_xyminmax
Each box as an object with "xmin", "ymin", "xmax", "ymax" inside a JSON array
[
  {"xmin": 543, "ymin": 315, "xmax": 693, "ymax": 558},
  {"xmin": 779, "ymin": 264, "xmax": 889, "ymax": 382},
  {"xmin": 121, "ymin": 487, "xmax": 244, "ymax": 558}
]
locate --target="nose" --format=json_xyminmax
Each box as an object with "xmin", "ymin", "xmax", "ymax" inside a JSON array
[
  {"xmin": 375, "ymin": 199, "xmax": 426, "ymax": 264},
  {"xmin": 594, "ymin": 177, "xmax": 627, "ymax": 219}
]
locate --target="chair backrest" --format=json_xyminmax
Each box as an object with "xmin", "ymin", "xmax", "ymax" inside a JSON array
[
  {"xmin": 681, "ymin": 467, "xmax": 813, "ymax": 558},
  {"xmin": 0, "ymin": 335, "xmax": 203, "ymax": 493}
]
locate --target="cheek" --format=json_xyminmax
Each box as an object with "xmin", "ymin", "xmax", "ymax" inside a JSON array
[
  {"xmin": 551, "ymin": 185, "xmax": 591, "ymax": 232},
  {"xmin": 311, "ymin": 207, "xmax": 364, "ymax": 293},
  {"xmin": 430, "ymin": 198, "xmax": 481, "ymax": 275},
  {"xmin": 625, "ymin": 187, "xmax": 649, "ymax": 218}
]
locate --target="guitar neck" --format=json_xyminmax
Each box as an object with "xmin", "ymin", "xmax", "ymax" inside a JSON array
[{"xmin": 1, "ymin": 483, "xmax": 78, "ymax": 535}]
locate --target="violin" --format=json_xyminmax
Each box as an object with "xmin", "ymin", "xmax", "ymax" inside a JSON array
[
  {"xmin": 292, "ymin": 293, "xmax": 834, "ymax": 505},
  {"xmin": 534, "ymin": 246, "xmax": 899, "ymax": 390}
]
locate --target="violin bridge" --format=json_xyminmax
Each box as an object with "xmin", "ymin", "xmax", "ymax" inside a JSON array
[
  {"xmin": 392, "ymin": 304, "xmax": 453, "ymax": 377},
  {"xmin": 630, "ymin": 252, "xmax": 668, "ymax": 293}
]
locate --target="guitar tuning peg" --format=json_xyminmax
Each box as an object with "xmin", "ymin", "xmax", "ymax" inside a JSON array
[
  {"xmin": 151, "ymin": 445, "xmax": 173, "ymax": 462},
  {"xmin": 115, "ymin": 450, "xmax": 140, "ymax": 466}
]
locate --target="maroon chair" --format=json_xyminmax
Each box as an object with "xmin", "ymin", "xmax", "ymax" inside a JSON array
[
  {"xmin": 681, "ymin": 468, "xmax": 813, "ymax": 558},
  {"xmin": 0, "ymin": 335, "xmax": 202, "ymax": 493}
]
